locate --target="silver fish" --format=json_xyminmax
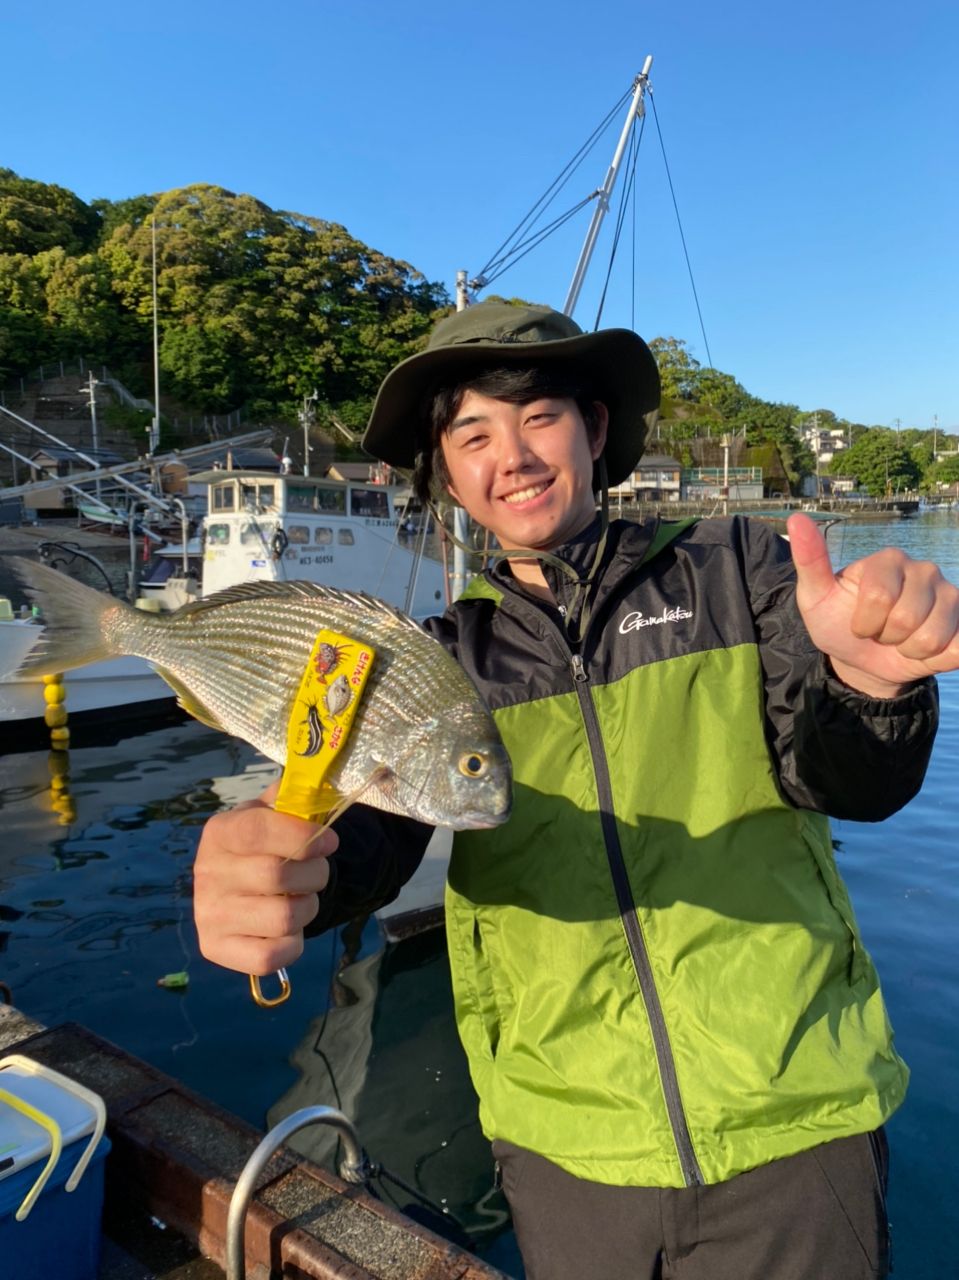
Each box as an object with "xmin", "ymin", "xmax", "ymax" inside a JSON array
[{"xmin": 10, "ymin": 559, "xmax": 512, "ymax": 831}]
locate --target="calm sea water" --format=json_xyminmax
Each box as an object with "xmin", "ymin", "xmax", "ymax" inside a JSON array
[{"xmin": 1, "ymin": 512, "xmax": 957, "ymax": 1277}]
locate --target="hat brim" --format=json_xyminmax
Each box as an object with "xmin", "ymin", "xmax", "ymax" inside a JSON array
[{"xmin": 362, "ymin": 327, "xmax": 660, "ymax": 488}]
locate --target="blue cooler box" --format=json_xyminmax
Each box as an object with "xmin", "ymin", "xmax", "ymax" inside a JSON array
[{"xmin": 0, "ymin": 1057, "xmax": 110, "ymax": 1280}]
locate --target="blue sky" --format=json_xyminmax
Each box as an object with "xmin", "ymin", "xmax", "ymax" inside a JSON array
[{"xmin": 5, "ymin": 0, "xmax": 957, "ymax": 431}]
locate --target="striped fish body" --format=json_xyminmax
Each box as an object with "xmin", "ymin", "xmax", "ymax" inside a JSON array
[{"xmin": 10, "ymin": 560, "xmax": 511, "ymax": 830}]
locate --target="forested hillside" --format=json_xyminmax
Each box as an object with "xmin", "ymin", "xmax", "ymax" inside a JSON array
[
  {"xmin": 0, "ymin": 170, "xmax": 448, "ymax": 441},
  {"xmin": 1, "ymin": 169, "xmax": 954, "ymax": 494}
]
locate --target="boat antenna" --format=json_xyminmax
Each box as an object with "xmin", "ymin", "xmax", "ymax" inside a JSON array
[
  {"xmin": 299, "ymin": 391, "xmax": 318, "ymax": 476},
  {"xmin": 564, "ymin": 56, "xmax": 653, "ymax": 319}
]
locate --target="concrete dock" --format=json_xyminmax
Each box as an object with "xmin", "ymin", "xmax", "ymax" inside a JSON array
[{"xmin": 0, "ymin": 1005, "xmax": 506, "ymax": 1280}]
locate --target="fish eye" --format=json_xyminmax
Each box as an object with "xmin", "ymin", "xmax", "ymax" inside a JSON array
[{"xmin": 458, "ymin": 752, "xmax": 488, "ymax": 778}]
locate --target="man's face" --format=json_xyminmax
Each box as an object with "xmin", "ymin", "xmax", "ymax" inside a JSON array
[{"xmin": 439, "ymin": 391, "xmax": 608, "ymax": 552}]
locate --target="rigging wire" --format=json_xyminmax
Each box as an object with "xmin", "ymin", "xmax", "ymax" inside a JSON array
[
  {"xmin": 474, "ymin": 86, "xmax": 633, "ymax": 288},
  {"xmin": 475, "ymin": 85, "xmax": 629, "ymax": 279},
  {"xmin": 648, "ymin": 88, "xmax": 713, "ymax": 367},
  {"xmin": 479, "ymin": 197, "xmax": 597, "ymax": 289},
  {"xmin": 631, "ymin": 119, "xmax": 638, "ymax": 332}
]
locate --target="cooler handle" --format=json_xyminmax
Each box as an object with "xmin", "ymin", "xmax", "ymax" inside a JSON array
[
  {"xmin": 0, "ymin": 1055, "xmax": 106, "ymax": 1195},
  {"xmin": 0, "ymin": 1086, "xmax": 62, "ymax": 1221}
]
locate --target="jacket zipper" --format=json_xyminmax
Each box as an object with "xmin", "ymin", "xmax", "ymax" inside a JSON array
[{"xmin": 567, "ymin": 636, "xmax": 703, "ymax": 1186}]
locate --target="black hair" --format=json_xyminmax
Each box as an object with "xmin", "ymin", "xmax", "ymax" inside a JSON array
[{"xmin": 411, "ymin": 365, "xmax": 604, "ymax": 506}]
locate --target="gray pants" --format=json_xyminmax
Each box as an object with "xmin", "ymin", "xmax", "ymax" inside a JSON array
[{"xmin": 492, "ymin": 1130, "xmax": 890, "ymax": 1279}]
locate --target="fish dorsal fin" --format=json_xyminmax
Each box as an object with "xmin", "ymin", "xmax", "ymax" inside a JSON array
[
  {"xmin": 177, "ymin": 579, "xmax": 425, "ymax": 635},
  {"xmin": 154, "ymin": 664, "xmax": 228, "ymax": 733}
]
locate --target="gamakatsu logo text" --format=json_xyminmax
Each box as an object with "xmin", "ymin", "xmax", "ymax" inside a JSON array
[{"xmin": 619, "ymin": 605, "xmax": 693, "ymax": 633}]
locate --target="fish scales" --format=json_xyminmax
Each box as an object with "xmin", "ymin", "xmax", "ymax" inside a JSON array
[
  {"xmin": 134, "ymin": 602, "xmax": 454, "ymax": 765},
  {"xmin": 10, "ymin": 559, "xmax": 512, "ymax": 830}
]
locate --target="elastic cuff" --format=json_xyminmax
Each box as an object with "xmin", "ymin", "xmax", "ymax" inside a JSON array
[{"xmin": 821, "ymin": 654, "xmax": 937, "ymax": 714}]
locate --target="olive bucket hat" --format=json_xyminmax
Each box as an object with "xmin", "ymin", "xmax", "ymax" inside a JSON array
[{"xmin": 362, "ymin": 300, "xmax": 660, "ymax": 487}]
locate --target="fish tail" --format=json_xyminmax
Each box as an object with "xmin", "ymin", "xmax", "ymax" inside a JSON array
[{"xmin": 7, "ymin": 557, "xmax": 138, "ymax": 676}]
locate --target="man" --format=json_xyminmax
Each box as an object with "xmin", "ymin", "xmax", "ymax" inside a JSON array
[{"xmin": 195, "ymin": 302, "xmax": 958, "ymax": 1279}]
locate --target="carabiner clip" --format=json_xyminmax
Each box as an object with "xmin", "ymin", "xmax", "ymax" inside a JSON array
[{"xmin": 249, "ymin": 968, "xmax": 291, "ymax": 1008}]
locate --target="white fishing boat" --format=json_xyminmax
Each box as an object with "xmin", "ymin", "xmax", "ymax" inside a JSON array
[
  {"xmin": 0, "ymin": 608, "xmax": 175, "ymax": 744},
  {"xmin": 0, "ymin": 466, "xmax": 448, "ymax": 745},
  {"xmin": 136, "ymin": 467, "xmax": 447, "ymax": 618}
]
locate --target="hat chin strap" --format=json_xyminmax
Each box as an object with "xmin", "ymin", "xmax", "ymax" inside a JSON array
[{"xmin": 428, "ymin": 456, "xmax": 611, "ymax": 641}]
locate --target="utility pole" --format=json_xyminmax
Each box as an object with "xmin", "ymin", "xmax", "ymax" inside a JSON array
[
  {"xmin": 151, "ymin": 217, "xmax": 161, "ymax": 454},
  {"xmin": 933, "ymin": 413, "xmax": 939, "ymax": 459},
  {"xmin": 83, "ymin": 371, "xmax": 101, "ymax": 501}
]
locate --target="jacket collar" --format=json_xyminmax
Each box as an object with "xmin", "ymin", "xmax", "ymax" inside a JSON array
[{"xmin": 486, "ymin": 516, "xmax": 662, "ymax": 639}]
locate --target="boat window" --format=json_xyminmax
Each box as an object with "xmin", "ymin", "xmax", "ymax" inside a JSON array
[
  {"xmin": 240, "ymin": 522, "xmax": 267, "ymax": 546},
  {"xmin": 316, "ymin": 486, "xmax": 347, "ymax": 514},
  {"xmin": 208, "ymin": 523, "xmax": 231, "ymax": 545},
  {"xmin": 258, "ymin": 484, "xmax": 276, "ymax": 508},
  {"xmin": 241, "ymin": 484, "xmax": 258, "ymax": 508},
  {"xmin": 287, "ymin": 485, "xmax": 314, "ymax": 512},
  {"xmin": 350, "ymin": 487, "xmax": 389, "ymax": 519},
  {"xmin": 287, "ymin": 525, "xmax": 310, "ymax": 544},
  {"xmin": 315, "ymin": 527, "xmax": 333, "ymax": 545},
  {"xmin": 338, "ymin": 529, "xmax": 355, "ymax": 546},
  {"xmin": 212, "ymin": 485, "xmax": 236, "ymax": 512}
]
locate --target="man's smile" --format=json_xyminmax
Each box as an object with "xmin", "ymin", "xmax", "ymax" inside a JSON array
[{"xmin": 500, "ymin": 479, "xmax": 554, "ymax": 505}]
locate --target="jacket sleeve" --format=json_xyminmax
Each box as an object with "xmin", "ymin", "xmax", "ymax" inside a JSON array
[
  {"xmin": 742, "ymin": 517, "xmax": 939, "ymax": 821},
  {"xmin": 304, "ymin": 612, "xmax": 456, "ymax": 936},
  {"xmin": 305, "ymin": 804, "xmax": 435, "ymax": 936}
]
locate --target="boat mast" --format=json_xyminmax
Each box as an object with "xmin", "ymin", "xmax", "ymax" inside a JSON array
[
  {"xmin": 563, "ymin": 56, "xmax": 653, "ymax": 319},
  {"xmin": 447, "ymin": 60, "xmax": 653, "ymax": 595},
  {"xmin": 449, "ymin": 272, "xmax": 472, "ymax": 599}
]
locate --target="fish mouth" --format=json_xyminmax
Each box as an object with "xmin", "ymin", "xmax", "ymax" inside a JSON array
[{"xmin": 451, "ymin": 804, "xmax": 512, "ymax": 831}]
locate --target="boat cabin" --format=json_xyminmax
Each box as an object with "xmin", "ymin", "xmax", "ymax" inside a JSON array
[{"xmin": 141, "ymin": 469, "xmax": 447, "ymax": 619}]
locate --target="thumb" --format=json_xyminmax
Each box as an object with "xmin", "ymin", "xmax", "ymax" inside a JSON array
[{"xmin": 786, "ymin": 513, "xmax": 837, "ymax": 607}]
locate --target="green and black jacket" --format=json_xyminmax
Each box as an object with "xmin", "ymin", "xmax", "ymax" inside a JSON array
[{"xmin": 320, "ymin": 516, "xmax": 938, "ymax": 1188}]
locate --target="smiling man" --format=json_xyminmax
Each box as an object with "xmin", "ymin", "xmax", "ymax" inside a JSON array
[{"xmin": 194, "ymin": 301, "xmax": 959, "ymax": 1279}]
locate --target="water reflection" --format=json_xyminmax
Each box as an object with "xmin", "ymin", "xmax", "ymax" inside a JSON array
[
  {"xmin": 1, "ymin": 514, "xmax": 957, "ymax": 1277},
  {"xmin": 0, "ymin": 714, "xmax": 513, "ymax": 1264}
]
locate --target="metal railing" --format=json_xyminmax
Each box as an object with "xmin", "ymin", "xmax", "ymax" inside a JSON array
[{"xmin": 0, "ymin": 359, "xmax": 248, "ymax": 437}]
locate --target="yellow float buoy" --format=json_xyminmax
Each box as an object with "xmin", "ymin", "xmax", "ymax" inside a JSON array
[{"xmin": 40, "ymin": 672, "xmax": 69, "ymax": 748}]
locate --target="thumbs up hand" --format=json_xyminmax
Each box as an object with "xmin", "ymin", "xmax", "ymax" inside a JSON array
[{"xmin": 787, "ymin": 512, "xmax": 959, "ymax": 697}]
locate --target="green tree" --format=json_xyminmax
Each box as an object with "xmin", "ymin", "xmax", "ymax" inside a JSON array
[
  {"xmin": 648, "ymin": 336, "xmax": 701, "ymax": 403},
  {"xmin": 97, "ymin": 184, "xmax": 448, "ymax": 415},
  {"xmin": 0, "ymin": 169, "xmax": 100, "ymax": 255},
  {"xmin": 694, "ymin": 368, "xmax": 752, "ymax": 419},
  {"xmin": 929, "ymin": 453, "xmax": 959, "ymax": 492},
  {"xmin": 90, "ymin": 194, "xmax": 157, "ymax": 243},
  {"xmin": 830, "ymin": 429, "xmax": 921, "ymax": 496}
]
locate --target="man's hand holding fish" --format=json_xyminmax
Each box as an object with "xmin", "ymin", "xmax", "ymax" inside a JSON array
[{"xmin": 193, "ymin": 781, "xmax": 339, "ymax": 976}]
